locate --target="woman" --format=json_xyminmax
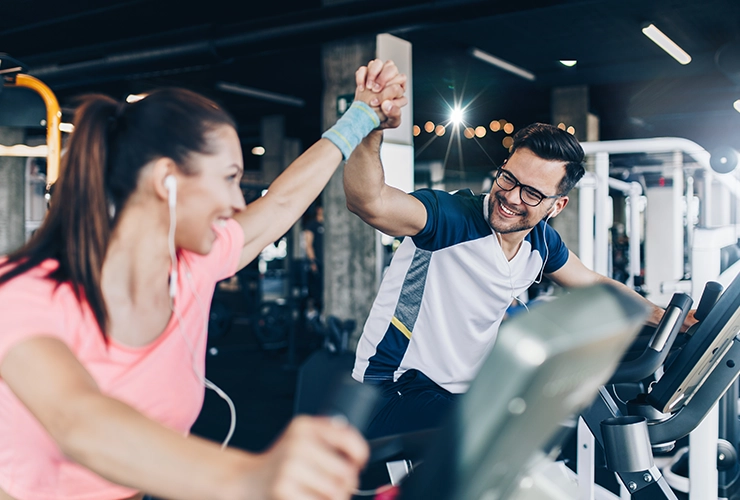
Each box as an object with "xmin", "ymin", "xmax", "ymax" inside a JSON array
[{"xmin": 0, "ymin": 60, "xmax": 406, "ymax": 500}]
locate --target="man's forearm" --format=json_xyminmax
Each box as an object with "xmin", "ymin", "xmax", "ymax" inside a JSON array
[
  {"xmin": 598, "ymin": 274, "xmax": 666, "ymax": 327},
  {"xmin": 344, "ymin": 130, "xmax": 385, "ymax": 217}
]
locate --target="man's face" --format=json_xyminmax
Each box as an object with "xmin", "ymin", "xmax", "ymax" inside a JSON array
[{"xmin": 487, "ymin": 148, "xmax": 569, "ymax": 234}]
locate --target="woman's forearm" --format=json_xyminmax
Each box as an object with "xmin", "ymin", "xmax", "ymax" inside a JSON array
[{"xmin": 60, "ymin": 392, "xmax": 256, "ymax": 500}]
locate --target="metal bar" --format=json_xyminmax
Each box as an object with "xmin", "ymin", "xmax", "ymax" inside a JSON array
[
  {"xmin": 672, "ymin": 151, "xmax": 684, "ymax": 285},
  {"xmin": 578, "ymin": 173, "xmax": 597, "ymax": 271},
  {"xmin": 594, "ymin": 152, "xmax": 610, "ymax": 276},
  {"xmin": 578, "ymin": 417, "xmax": 596, "ymax": 500},
  {"xmin": 10, "ymin": 75, "xmax": 61, "ymax": 185},
  {"xmin": 689, "ymin": 403, "xmax": 719, "ymax": 500},
  {"xmin": 629, "ymin": 182, "xmax": 642, "ymax": 287},
  {"xmin": 607, "ymin": 178, "xmax": 644, "ymax": 288},
  {"xmin": 0, "ymin": 144, "xmax": 49, "ymax": 157}
]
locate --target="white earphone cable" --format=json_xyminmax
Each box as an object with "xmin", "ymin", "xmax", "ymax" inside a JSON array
[{"xmin": 167, "ymin": 191, "xmax": 237, "ymax": 449}]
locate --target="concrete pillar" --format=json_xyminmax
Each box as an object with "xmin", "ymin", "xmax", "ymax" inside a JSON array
[
  {"xmin": 0, "ymin": 127, "xmax": 26, "ymax": 255},
  {"xmin": 322, "ymin": 38, "xmax": 377, "ymax": 341},
  {"xmin": 550, "ymin": 85, "xmax": 599, "ymax": 257},
  {"xmin": 260, "ymin": 115, "xmax": 286, "ymax": 184}
]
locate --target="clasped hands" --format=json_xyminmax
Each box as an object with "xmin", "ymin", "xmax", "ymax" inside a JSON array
[{"xmin": 354, "ymin": 59, "xmax": 408, "ymax": 129}]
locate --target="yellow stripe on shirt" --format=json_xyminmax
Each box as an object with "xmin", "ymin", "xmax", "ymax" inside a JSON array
[{"xmin": 391, "ymin": 316, "xmax": 413, "ymax": 339}]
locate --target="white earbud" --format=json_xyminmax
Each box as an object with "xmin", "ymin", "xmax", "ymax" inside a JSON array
[
  {"xmin": 164, "ymin": 175, "xmax": 177, "ymax": 208},
  {"xmin": 164, "ymin": 174, "xmax": 178, "ymax": 299}
]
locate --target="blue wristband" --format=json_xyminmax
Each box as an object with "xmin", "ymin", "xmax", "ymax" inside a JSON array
[{"xmin": 322, "ymin": 101, "xmax": 380, "ymax": 160}]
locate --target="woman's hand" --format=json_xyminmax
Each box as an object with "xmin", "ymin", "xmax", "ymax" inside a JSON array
[
  {"xmin": 246, "ymin": 415, "xmax": 369, "ymax": 500},
  {"xmin": 354, "ymin": 60, "xmax": 408, "ymax": 129}
]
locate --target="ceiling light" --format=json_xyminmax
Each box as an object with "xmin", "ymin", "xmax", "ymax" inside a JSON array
[
  {"xmin": 469, "ymin": 48, "xmax": 535, "ymax": 81},
  {"xmin": 252, "ymin": 146, "xmax": 265, "ymax": 156},
  {"xmin": 642, "ymin": 23, "xmax": 691, "ymax": 65},
  {"xmin": 217, "ymin": 82, "xmax": 305, "ymax": 107},
  {"xmin": 559, "ymin": 60, "xmax": 577, "ymax": 67},
  {"xmin": 734, "ymin": 99, "xmax": 740, "ymax": 113},
  {"xmin": 59, "ymin": 123, "xmax": 74, "ymax": 133},
  {"xmin": 126, "ymin": 93, "xmax": 148, "ymax": 103},
  {"xmin": 450, "ymin": 107, "xmax": 464, "ymax": 126}
]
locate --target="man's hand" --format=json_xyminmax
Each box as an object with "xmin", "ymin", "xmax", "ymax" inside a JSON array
[
  {"xmin": 353, "ymin": 60, "xmax": 407, "ymax": 129},
  {"xmin": 680, "ymin": 309, "xmax": 699, "ymax": 332}
]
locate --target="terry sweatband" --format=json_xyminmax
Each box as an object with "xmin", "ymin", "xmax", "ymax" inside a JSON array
[{"xmin": 322, "ymin": 101, "xmax": 380, "ymax": 160}]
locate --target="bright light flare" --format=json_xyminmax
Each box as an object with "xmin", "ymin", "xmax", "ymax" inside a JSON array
[
  {"xmin": 450, "ymin": 107, "xmax": 464, "ymax": 126},
  {"xmin": 559, "ymin": 60, "xmax": 577, "ymax": 67},
  {"xmin": 734, "ymin": 100, "xmax": 740, "ymax": 113}
]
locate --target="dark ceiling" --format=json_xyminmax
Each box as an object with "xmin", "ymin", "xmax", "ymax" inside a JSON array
[{"xmin": 3, "ymin": 0, "xmax": 740, "ymax": 177}]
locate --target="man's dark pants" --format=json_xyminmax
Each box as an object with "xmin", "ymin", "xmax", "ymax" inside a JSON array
[{"xmin": 365, "ymin": 369, "xmax": 461, "ymax": 440}]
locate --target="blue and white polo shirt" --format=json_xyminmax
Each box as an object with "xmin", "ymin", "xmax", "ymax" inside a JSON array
[{"xmin": 352, "ymin": 188, "xmax": 570, "ymax": 393}]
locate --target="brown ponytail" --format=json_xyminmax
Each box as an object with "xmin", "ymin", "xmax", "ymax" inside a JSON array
[{"xmin": 0, "ymin": 88, "xmax": 235, "ymax": 337}]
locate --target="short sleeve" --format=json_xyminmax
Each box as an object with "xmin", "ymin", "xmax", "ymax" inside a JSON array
[
  {"xmin": 0, "ymin": 269, "xmax": 72, "ymax": 365},
  {"xmin": 410, "ymin": 189, "xmax": 492, "ymax": 251},
  {"xmin": 187, "ymin": 218, "xmax": 245, "ymax": 283},
  {"xmin": 542, "ymin": 223, "xmax": 570, "ymax": 273}
]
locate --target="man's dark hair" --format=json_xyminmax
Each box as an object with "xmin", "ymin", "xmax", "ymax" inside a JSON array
[{"xmin": 509, "ymin": 123, "xmax": 585, "ymax": 194}]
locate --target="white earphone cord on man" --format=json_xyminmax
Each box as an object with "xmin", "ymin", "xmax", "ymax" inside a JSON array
[
  {"xmin": 509, "ymin": 210, "xmax": 554, "ymax": 310},
  {"xmin": 166, "ymin": 176, "xmax": 237, "ymax": 449}
]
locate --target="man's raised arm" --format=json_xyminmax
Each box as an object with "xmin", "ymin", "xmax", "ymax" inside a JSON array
[{"xmin": 344, "ymin": 130, "xmax": 427, "ymax": 237}]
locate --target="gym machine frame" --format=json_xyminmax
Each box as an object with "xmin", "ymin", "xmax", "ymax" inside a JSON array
[
  {"xmin": 0, "ymin": 54, "xmax": 61, "ymax": 187},
  {"xmin": 580, "ymin": 276, "xmax": 740, "ymax": 499}
]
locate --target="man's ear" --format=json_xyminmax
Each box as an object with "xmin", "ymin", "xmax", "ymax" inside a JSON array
[{"xmin": 549, "ymin": 196, "xmax": 569, "ymax": 218}]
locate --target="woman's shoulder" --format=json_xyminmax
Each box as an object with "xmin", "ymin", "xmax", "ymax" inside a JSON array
[{"xmin": 0, "ymin": 259, "xmax": 74, "ymax": 301}]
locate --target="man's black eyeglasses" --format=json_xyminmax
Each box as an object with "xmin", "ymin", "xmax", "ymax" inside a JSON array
[{"xmin": 494, "ymin": 168, "xmax": 562, "ymax": 207}]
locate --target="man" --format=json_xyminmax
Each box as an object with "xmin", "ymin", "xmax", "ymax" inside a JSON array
[
  {"xmin": 344, "ymin": 123, "xmax": 693, "ymax": 439},
  {"xmin": 303, "ymin": 205, "xmax": 325, "ymax": 315}
]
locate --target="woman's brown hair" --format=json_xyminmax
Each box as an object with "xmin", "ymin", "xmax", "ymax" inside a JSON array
[{"xmin": 0, "ymin": 88, "xmax": 235, "ymax": 336}]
